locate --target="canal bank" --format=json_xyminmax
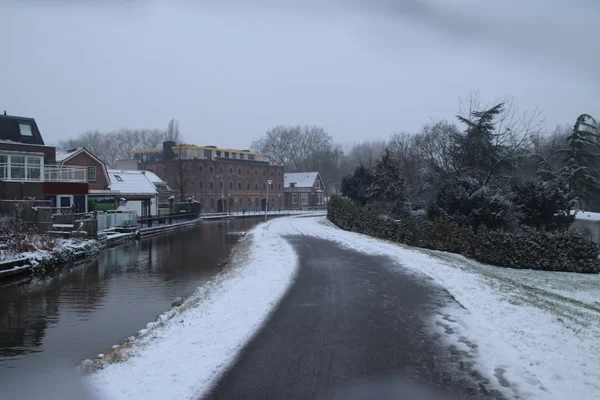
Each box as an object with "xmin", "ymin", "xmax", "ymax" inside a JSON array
[{"xmin": 0, "ymin": 217, "xmax": 264, "ymax": 394}]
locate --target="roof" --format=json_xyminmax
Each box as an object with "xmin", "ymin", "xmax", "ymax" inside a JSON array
[
  {"xmin": 284, "ymin": 172, "xmax": 319, "ymax": 188},
  {"xmin": 56, "ymin": 148, "xmax": 83, "ymax": 162},
  {"xmin": 0, "ymin": 114, "xmax": 45, "ymax": 145},
  {"xmin": 129, "ymin": 144, "xmax": 263, "ymax": 157},
  {"xmin": 572, "ymin": 210, "xmax": 600, "ymax": 221},
  {"xmin": 107, "ymin": 169, "xmax": 159, "ymax": 196}
]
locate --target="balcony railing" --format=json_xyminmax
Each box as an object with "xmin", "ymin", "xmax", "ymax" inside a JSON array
[
  {"xmin": 0, "ymin": 163, "xmax": 88, "ymax": 183},
  {"xmin": 44, "ymin": 165, "xmax": 87, "ymax": 182}
]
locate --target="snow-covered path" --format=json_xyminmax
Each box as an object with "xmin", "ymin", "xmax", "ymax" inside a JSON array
[{"xmin": 85, "ymin": 216, "xmax": 600, "ymax": 400}]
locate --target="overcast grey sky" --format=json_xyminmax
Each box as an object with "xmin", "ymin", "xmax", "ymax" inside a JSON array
[{"xmin": 1, "ymin": 1, "xmax": 598, "ymax": 148}]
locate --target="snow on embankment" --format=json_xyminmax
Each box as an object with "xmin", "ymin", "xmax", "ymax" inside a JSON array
[
  {"xmin": 295, "ymin": 216, "xmax": 600, "ymax": 400},
  {"xmin": 85, "ymin": 217, "xmax": 299, "ymax": 400}
]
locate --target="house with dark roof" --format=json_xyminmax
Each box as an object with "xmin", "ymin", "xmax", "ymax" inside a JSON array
[
  {"xmin": 0, "ymin": 113, "xmax": 89, "ymax": 210},
  {"xmin": 283, "ymin": 172, "xmax": 326, "ymax": 209}
]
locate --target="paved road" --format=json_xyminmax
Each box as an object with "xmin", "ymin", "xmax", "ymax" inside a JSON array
[{"xmin": 204, "ymin": 235, "xmax": 505, "ymax": 400}]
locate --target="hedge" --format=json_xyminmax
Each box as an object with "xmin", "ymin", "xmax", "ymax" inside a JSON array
[{"xmin": 327, "ymin": 196, "xmax": 600, "ymax": 274}]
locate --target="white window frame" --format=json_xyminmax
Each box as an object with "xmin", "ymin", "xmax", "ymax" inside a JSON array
[
  {"xmin": 0, "ymin": 153, "xmax": 43, "ymax": 181},
  {"xmin": 300, "ymin": 193, "xmax": 308, "ymax": 206},
  {"xmin": 292, "ymin": 193, "xmax": 298, "ymax": 205},
  {"xmin": 19, "ymin": 123, "xmax": 33, "ymax": 137},
  {"xmin": 87, "ymin": 166, "xmax": 97, "ymax": 182}
]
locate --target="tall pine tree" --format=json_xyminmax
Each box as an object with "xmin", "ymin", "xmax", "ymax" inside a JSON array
[
  {"xmin": 366, "ymin": 148, "xmax": 406, "ymax": 217},
  {"xmin": 556, "ymin": 114, "xmax": 600, "ymax": 209}
]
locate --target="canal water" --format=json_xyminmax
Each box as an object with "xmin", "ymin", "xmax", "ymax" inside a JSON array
[{"xmin": 0, "ymin": 217, "xmax": 263, "ymax": 384}]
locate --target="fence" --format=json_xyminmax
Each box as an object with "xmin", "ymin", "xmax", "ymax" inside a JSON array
[
  {"xmin": 97, "ymin": 211, "xmax": 138, "ymax": 232},
  {"xmin": 137, "ymin": 212, "xmax": 199, "ymax": 229}
]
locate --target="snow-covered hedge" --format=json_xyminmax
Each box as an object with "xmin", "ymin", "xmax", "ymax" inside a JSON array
[{"xmin": 328, "ymin": 196, "xmax": 600, "ymax": 273}]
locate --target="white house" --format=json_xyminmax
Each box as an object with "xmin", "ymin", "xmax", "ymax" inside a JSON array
[{"xmin": 107, "ymin": 170, "xmax": 164, "ymax": 216}]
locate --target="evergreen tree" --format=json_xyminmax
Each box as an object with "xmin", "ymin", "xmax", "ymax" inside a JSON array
[
  {"xmin": 366, "ymin": 149, "xmax": 406, "ymax": 216},
  {"xmin": 556, "ymin": 114, "xmax": 600, "ymax": 209},
  {"xmin": 452, "ymin": 103, "xmax": 504, "ymax": 178},
  {"xmin": 340, "ymin": 165, "xmax": 374, "ymax": 206}
]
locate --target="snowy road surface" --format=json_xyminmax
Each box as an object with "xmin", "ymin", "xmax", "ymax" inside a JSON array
[
  {"xmin": 86, "ymin": 216, "xmax": 600, "ymax": 400},
  {"xmin": 204, "ymin": 235, "xmax": 501, "ymax": 400}
]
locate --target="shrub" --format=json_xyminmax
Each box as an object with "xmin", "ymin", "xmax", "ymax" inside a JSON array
[{"xmin": 328, "ymin": 195, "xmax": 600, "ymax": 273}]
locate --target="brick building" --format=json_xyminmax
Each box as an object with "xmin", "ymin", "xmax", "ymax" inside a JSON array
[{"xmin": 132, "ymin": 143, "xmax": 284, "ymax": 213}]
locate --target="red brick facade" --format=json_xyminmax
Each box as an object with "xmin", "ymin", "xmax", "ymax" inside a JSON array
[
  {"xmin": 142, "ymin": 159, "xmax": 285, "ymax": 212},
  {"xmin": 62, "ymin": 151, "xmax": 110, "ymax": 191}
]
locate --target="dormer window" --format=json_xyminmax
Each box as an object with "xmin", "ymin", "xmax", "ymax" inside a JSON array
[
  {"xmin": 114, "ymin": 175, "xmax": 123, "ymax": 182},
  {"xmin": 19, "ymin": 123, "xmax": 33, "ymax": 137}
]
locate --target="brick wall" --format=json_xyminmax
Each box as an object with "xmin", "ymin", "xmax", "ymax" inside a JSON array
[{"xmin": 142, "ymin": 159, "xmax": 285, "ymax": 212}]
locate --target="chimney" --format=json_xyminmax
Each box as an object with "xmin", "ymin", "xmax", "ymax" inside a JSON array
[{"xmin": 3, "ymin": 111, "xmax": 6, "ymax": 116}]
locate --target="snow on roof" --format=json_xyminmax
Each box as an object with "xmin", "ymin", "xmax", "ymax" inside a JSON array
[
  {"xmin": 142, "ymin": 170, "xmax": 165, "ymax": 184},
  {"xmin": 108, "ymin": 169, "xmax": 158, "ymax": 195},
  {"xmin": 284, "ymin": 172, "xmax": 319, "ymax": 188},
  {"xmin": 55, "ymin": 148, "xmax": 82, "ymax": 162},
  {"xmin": 572, "ymin": 210, "xmax": 600, "ymax": 221}
]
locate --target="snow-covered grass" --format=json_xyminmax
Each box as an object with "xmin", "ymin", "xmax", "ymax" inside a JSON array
[
  {"xmin": 84, "ymin": 217, "xmax": 299, "ymax": 400},
  {"xmin": 290, "ymin": 216, "xmax": 600, "ymax": 400}
]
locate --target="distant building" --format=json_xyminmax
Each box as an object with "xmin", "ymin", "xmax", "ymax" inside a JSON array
[
  {"xmin": 0, "ymin": 113, "xmax": 89, "ymax": 210},
  {"xmin": 131, "ymin": 142, "xmax": 284, "ymax": 213},
  {"xmin": 284, "ymin": 172, "xmax": 326, "ymax": 209}
]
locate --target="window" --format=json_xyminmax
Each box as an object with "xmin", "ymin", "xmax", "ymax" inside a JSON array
[
  {"xmin": 239, "ymin": 199, "xmax": 243, "ymax": 207},
  {"xmin": 248, "ymin": 154, "xmax": 255, "ymax": 161},
  {"xmin": 270, "ymin": 171, "xmax": 273, "ymax": 176},
  {"xmin": 247, "ymin": 198, "xmax": 251, "ymax": 207},
  {"xmin": 114, "ymin": 174, "xmax": 123, "ymax": 182},
  {"xmin": 278, "ymin": 183, "xmax": 281, "ymax": 190},
  {"xmin": 263, "ymin": 183, "xmax": 266, "ymax": 190},
  {"xmin": 247, "ymin": 169, "xmax": 250, "ymax": 175},
  {"xmin": 0, "ymin": 155, "xmax": 7, "ymax": 179},
  {"xmin": 292, "ymin": 193, "xmax": 298, "ymax": 205},
  {"xmin": 270, "ymin": 183, "xmax": 273, "ymax": 190},
  {"xmin": 229, "ymin": 198, "xmax": 234, "ymax": 207},
  {"xmin": 255, "ymin": 183, "xmax": 258, "ymax": 190},
  {"xmin": 19, "ymin": 123, "xmax": 33, "ymax": 137},
  {"xmin": 200, "ymin": 181, "xmax": 204, "ymax": 189},
  {"xmin": 317, "ymin": 193, "xmax": 324, "ymax": 205},
  {"xmin": 220, "ymin": 181, "xmax": 223, "ymax": 189},
  {"xmin": 224, "ymin": 152, "xmax": 230, "ymax": 158},
  {"xmin": 229, "ymin": 168, "xmax": 232, "ymax": 174},
  {"xmin": 204, "ymin": 150, "xmax": 212, "ymax": 159},
  {"xmin": 279, "ymin": 198, "xmax": 282, "ymax": 207},
  {"xmin": 239, "ymin": 154, "xmax": 244, "ymax": 160},
  {"xmin": 210, "ymin": 199, "xmax": 215, "ymax": 208},
  {"xmin": 87, "ymin": 166, "xmax": 97, "ymax": 182},
  {"xmin": 315, "ymin": 179, "xmax": 321, "ymax": 189},
  {"xmin": 279, "ymin": 171, "xmax": 281, "ymax": 176},
  {"xmin": 247, "ymin": 182, "xmax": 250, "ymax": 190},
  {"xmin": 254, "ymin": 170, "xmax": 258, "ymax": 175},
  {"xmin": 263, "ymin": 170, "xmax": 266, "ymax": 176},
  {"xmin": 270, "ymin": 198, "xmax": 274, "ymax": 208},
  {"xmin": 210, "ymin": 181, "xmax": 214, "ymax": 189},
  {"xmin": 255, "ymin": 198, "xmax": 259, "ymax": 207},
  {"xmin": 199, "ymin": 166, "xmax": 203, "ymax": 173},
  {"xmin": 238, "ymin": 182, "xmax": 242, "ymax": 189},
  {"xmin": 220, "ymin": 167, "xmax": 224, "ymax": 173},
  {"xmin": 300, "ymin": 193, "xmax": 308, "ymax": 205},
  {"xmin": 216, "ymin": 151, "xmax": 221, "ymax": 157},
  {"xmin": 238, "ymin": 168, "xmax": 241, "ymax": 174},
  {"xmin": 11, "ymin": 156, "xmax": 25, "ymax": 179},
  {"xmin": 210, "ymin": 167, "xmax": 213, "ymax": 173},
  {"xmin": 229, "ymin": 181, "xmax": 233, "ymax": 189},
  {"xmin": 232, "ymin": 152, "xmax": 237, "ymax": 159},
  {"xmin": 26, "ymin": 156, "xmax": 41, "ymax": 180}
]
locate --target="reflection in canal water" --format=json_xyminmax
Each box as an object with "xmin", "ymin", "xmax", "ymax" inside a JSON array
[{"xmin": 0, "ymin": 218, "xmax": 262, "ymax": 381}]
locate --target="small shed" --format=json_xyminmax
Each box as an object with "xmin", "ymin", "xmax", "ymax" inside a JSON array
[{"xmin": 107, "ymin": 170, "xmax": 159, "ymax": 217}]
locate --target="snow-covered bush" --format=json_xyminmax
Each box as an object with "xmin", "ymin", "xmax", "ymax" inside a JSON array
[
  {"xmin": 328, "ymin": 196, "xmax": 600, "ymax": 273},
  {"xmin": 428, "ymin": 176, "xmax": 518, "ymax": 231}
]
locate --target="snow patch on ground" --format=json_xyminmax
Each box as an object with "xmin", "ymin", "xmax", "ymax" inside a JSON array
[
  {"xmin": 85, "ymin": 218, "xmax": 299, "ymax": 400},
  {"xmin": 286, "ymin": 216, "xmax": 600, "ymax": 400}
]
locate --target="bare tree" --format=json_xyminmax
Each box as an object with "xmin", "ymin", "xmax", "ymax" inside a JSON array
[{"xmin": 164, "ymin": 146, "xmax": 196, "ymax": 202}]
